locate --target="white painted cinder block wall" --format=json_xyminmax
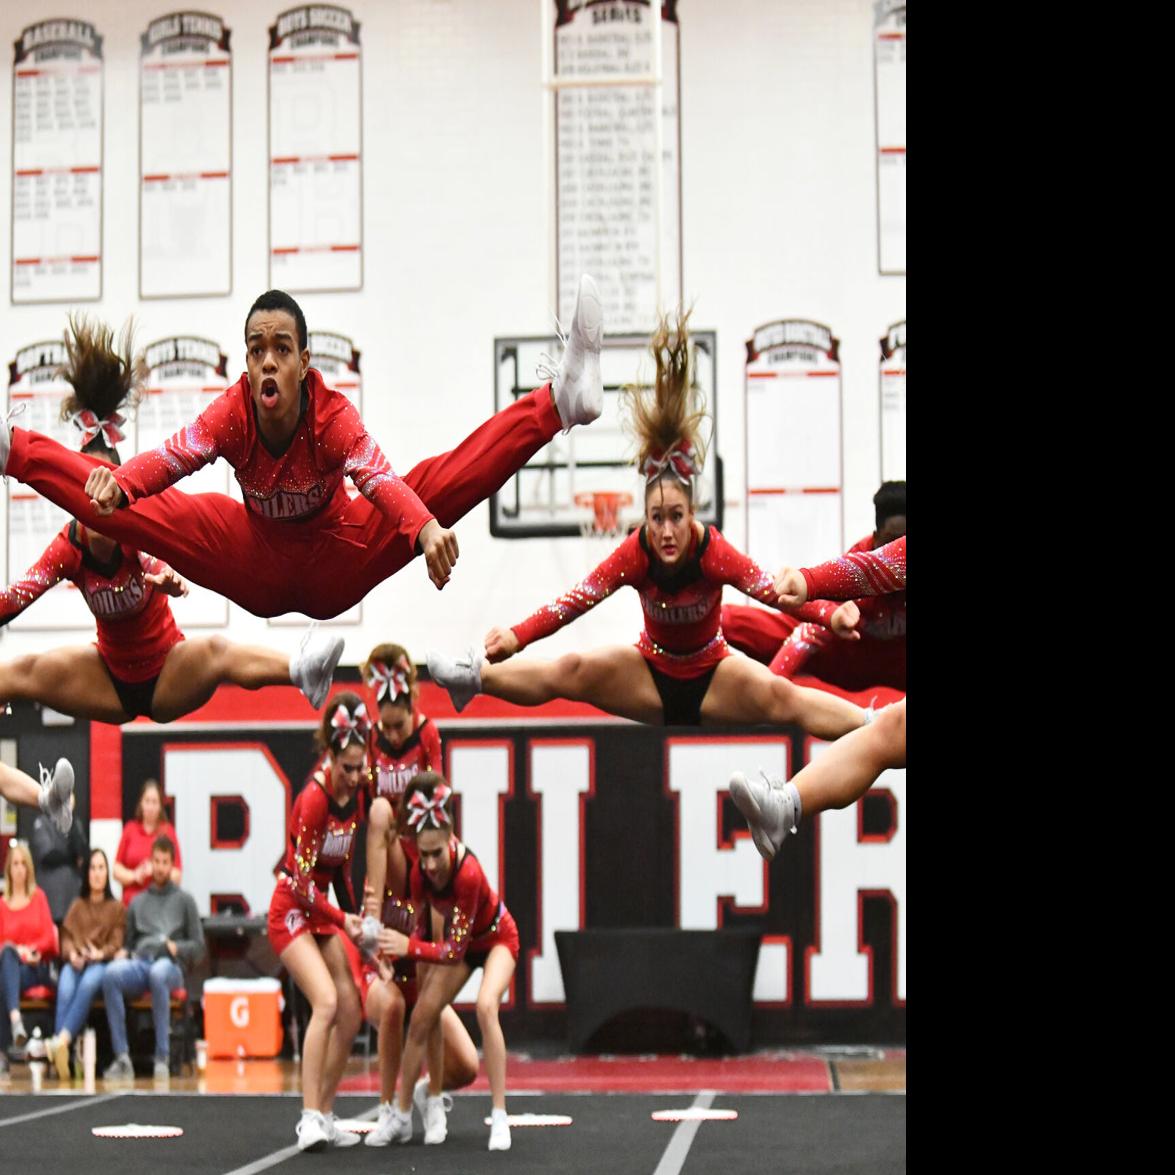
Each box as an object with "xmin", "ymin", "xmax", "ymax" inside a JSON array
[{"xmin": 0, "ymin": 0, "xmax": 905, "ymax": 669}]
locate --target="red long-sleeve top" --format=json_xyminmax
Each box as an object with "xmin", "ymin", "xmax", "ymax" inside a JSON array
[
  {"xmin": 277, "ymin": 774, "xmax": 360, "ymax": 928},
  {"xmin": 512, "ymin": 524, "xmax": 817, "ymax": 680},
  {"xmin": 0, "ymin": 522, "xmax": 184, "ymax": 682},
  {"xmin": 403, "ymin": 842, "xmax": 506, "ymax": 964},
  {"xmin": 0, "ymin": 888, "xmax": 58, "ymax": 958},
  {"xmin": 367, "ymin": 717, "xmax": 442, "ymax": 807},
  {"xmin": 774, "ymin": 533, "xmax": 907, "ymax": 675},
  {"xmin": 110, "ymin": 369, "xmax": 433, "ymax": 548},
  {"xmin": 801, "ymin": 535, "xmax": 907, "ymax": 600}
]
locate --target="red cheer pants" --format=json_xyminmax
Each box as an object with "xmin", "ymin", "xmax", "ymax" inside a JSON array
[{"xmin": 9, "ymin": 386, "xmax": 561, "ymax": 620}]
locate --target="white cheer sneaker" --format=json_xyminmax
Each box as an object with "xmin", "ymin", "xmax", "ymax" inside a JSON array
[
  {"xmin": 488, "ymin": 1107, "xmax": 512, "ymax": 1151},
  {"xmin": 728, "ymin": 770, "xmax": 799, "ymax": 862},
  {"xmin": 296, "ymin": 1110, "xmax": 329, "ymax": 1153},
  {"xmin": 550, "ymin": 274, "xmax": 604, "ymax": 431},
  {"xmin": 416, "ymin": 1080, "xmax": 452, "ymax": 1145},
  {"xmin": 427, "ymin": 646, "xmax": 484, "ymax": 713},
  {"xmin": 290, "ymin": 623, "xmax": 345, "ymax": 709},
  {"xmin": 364, "ymin": 1101, "xmax": 412, "ymax": 1147},
  {"xmin": 39, "ymin": 758, "xmax": 74, "ymax": 835}
]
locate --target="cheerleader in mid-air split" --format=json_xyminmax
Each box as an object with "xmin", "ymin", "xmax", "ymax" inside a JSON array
[
  {"xmin": 0, "ymin": 317, "xmax": 343, "ymax": 725},
  {"xmin": 427, "ymin": 310, "xmax": 871, "ymax": 740},
  {"xmin": 0, "ymin": 277, "xmax": 606, "ymax": 620}
]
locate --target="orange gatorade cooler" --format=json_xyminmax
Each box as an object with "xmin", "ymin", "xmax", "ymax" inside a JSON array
[{"xmin": 202, "ymin": 978, "xmax": 284, "ymax": 1058}]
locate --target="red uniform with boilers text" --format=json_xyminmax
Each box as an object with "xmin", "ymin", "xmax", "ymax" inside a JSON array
[
  {"xmin": 721, "ymin": 532, "xmax": 907, "ymax": 690},
  {"xmin": 367, "ymin": 717, "xmax": 442, "ymax": 807},
  {"xmin": 801, "ymin": 535, "xmax": 907, "ymax": 599},
  {"xmin": 0, "ymin": 521, "xmax": 183, "ymax": 682},
  {"xmin": 267, "ymin": 772, "xmax": 360, "ymax": 956},
  {"xmin": 403, "ymin": 842, "xmax": 519, "ymax": 967},
  {"xmin": 8, "ymin": 371, "xmax": 564, "ymax": 620},
  {"xmin": 511, "ymin": 524, "xmax": 795, "ymax": 680}
]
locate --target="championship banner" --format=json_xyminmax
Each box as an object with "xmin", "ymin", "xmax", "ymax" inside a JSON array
[
  {"xmin": 880, "ymin": 321, "xmax": 905, "ymax": 480},
  {"xmin": 136, "ymin": 337, "xmax": 233, "ymax": 627},
  {"xmin": 268, "ymin": 5, "xmax": 363, "ymax": 291},
  {"xmin": 4, "ymin": 340, "xmax": 94, "ymax": 629},
  {"xmin": 554, "ymin": 0, "xmax": 683, "ymax": 332},
  {"xmin": 744, "ymin": 320, "xmax": 844, "ymax": 573},
  {"xmin": 267, "ymin": 331, "xmax": 361, "ymax": 627},
  {"xmin": 874, "ymin": 1, "xmax": 906, "ymax": 275},
  {"xmin": 11, "ymin": 19, "xmax": 103, "ymax": 303},
  {"xmin": 139, "ymin": 12, "xmax": 232, "ymax": 298}
]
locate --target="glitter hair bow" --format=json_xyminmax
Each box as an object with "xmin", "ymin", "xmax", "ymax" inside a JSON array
[
  {"xmin": 329, "ymin": 700, "xmax": 370, "ymax": 749},
  {"xmin": 642, "ymin": 441, "xmax": 701, "ymax": 486},
  {"xmin": 366, "ymin": 658, "xmax": 411, "ymax": 704},
  {"xmin": 70, "ymin": 408, "xmax": 126, "ymax": 450},
  {"xmin": 405, "ymin": 782, "xmax": 452, "ymax": 832}
]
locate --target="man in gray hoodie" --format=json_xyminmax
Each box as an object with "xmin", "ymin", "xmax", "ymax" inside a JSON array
[{"xmin": 102, "ymin": 834, "xmax": 204, "ymax": 1081}]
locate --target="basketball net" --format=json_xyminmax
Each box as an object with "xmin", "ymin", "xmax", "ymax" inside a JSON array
[{"xmin": 575, "ymin": 490, "xmax": 633, "ymax": 544}]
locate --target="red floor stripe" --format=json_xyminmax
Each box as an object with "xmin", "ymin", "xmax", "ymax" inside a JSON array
[{"xmin": 338, "ymin": 1053, "xmax": 831, "ymax": 1094}]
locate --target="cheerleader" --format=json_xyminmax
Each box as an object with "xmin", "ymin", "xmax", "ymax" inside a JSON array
[
  {"xmin": 267, "ymin": 693, "xmax": 369, "ymax": 1153},
  {"xmin": 379, "ymin": 773, "xmax": 519, "ymax": 1152},
  {"xmin": 359, "ymin": 644, "xmax": 442, "ymax": 916},
  {"xmin": 0, "ymin": 316, "xmax": 343, "ymax": 723},
  {"xmin": 729, "ymin": 536, "xmax": 909, "ymax": 860},
  {"xmin": 428, "ymin": 311, "xmax": 870, "ymax": 740},
  {"xmin": 1, "ymin": 278, "xmax": 605, "ymax": 620}
]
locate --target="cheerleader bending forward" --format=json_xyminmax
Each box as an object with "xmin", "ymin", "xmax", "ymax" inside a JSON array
[
  {"xmin": 378, "ymin": 772, "xmax": 519, "ymax": 1152},
  {"xmin": 428, "ymin": 311, "xmax": 872, "ymax": 741}
]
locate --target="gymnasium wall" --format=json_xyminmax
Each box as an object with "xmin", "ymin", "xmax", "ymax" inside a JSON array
[
  {"xmin": 0, "ymin": 0, "xmax": 905, "ymax": 668},
  {"xmin": 2, "ymin": 678, "xmax": 906, "ymax": 1045}
]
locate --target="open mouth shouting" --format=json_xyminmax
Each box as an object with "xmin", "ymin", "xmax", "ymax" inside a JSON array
[{"xmin": 259, "ymin": 377, "xmax": 281, "ymax": 410}]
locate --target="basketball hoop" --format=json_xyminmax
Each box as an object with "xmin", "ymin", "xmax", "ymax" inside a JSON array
[{"xmin": 575, "ymin": 490, "xmax": 633, "ymax": 540}]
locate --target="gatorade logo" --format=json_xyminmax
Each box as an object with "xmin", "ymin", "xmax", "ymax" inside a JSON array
[{"xmin": 230, "ymin": 996, "xmax": 250, "ymax": 1029}]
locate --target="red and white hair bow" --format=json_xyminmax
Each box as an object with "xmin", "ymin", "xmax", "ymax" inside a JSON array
[
  {"xmin": 329, "ymin": 700, "xmax": 370, "ymax": 749},
  {"xmin": 642, "ymin": 441, "xmax": 700, "ymax": 486},
  {"xmin": 405, "ymin": 782, "xmax": 452, "ymax": 832},
  {"xmin": 366, "ymin": 659, "xmax": 411, "ymax": 704},
  {"xmin": 70, "ymin": 408, "xmax": 126, "ymax": 450}
]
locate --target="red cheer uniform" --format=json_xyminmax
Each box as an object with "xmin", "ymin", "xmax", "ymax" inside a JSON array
[
  {"xmin": 367, "ymin": 717, "xmax": 442, "ymax": 809},
  {"xmin": 511, "ymin": 524, "xmax": 789, "ymax": 680},
  {"xmin": 267, "ymin": 772, "xmax": 360, "ymax": 956},
  {"xmin": 0, "ymin": 521, "xmax": 184, "ymax": 685},
  {"xmin": 722, "ymin": 532, "xmax": 907, "ymax": 691},
  {"xmin": 802, "ymin": 535, "xmax": 907, "ymax": 599},
  {"xmin": 8, "ymin": 371, "xmax": 563, "ymax": 619},
  {"xmin": 403, "ymin": 842, "xmax": 519, "ymax": 969}
]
